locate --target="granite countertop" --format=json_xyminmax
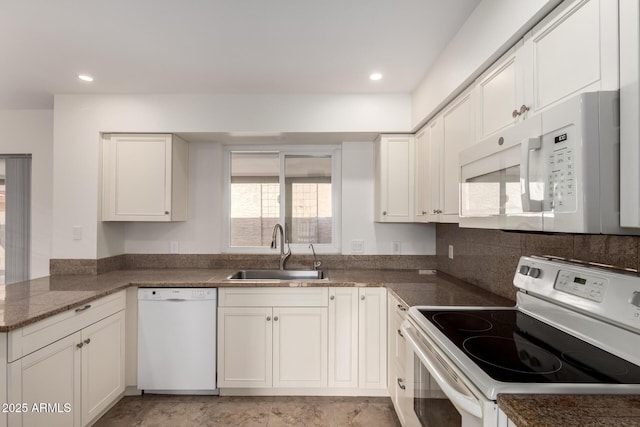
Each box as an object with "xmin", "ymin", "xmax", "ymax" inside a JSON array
[
  {"xmin": 0, "ymin": 268, "xmax": 512, "ymax": 332},
  {"xmin": 498, "ymin": 394, "xmax": 640, "ymax": 427}
]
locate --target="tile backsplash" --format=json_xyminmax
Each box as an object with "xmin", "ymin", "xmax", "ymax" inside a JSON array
[
  {"xmin": 436, "ymin": 223, "xmax": 640, "ymax": 301},
  {"xmin": 50, "ymin": 254, "xmax": 436, "ymax": 276}
]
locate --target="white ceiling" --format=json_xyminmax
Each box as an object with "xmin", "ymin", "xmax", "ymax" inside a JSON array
[{"xmin": 0, "ymin": 0, "xmax": 480, "ymax": 110}]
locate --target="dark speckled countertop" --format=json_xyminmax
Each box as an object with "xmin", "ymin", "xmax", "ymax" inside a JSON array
[
  {"xmin": 498, "ymin": 394, "xmax": 640, "ymax": 426},
  {"xmin": 0, "ymin": 268, "xmax": 512, "ymax": 332}
]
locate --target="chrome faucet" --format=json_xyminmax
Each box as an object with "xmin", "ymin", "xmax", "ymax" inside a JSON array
[
  {"xmin": 271, "ymin": 224, "xmax": 291, "ymax": 270},
  {"xmin": 309, "ymin": 243, "xmax": 322, "ymax": 270}
]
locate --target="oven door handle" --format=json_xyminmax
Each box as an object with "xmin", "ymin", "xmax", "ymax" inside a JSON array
[{"xmin": 401, "ymin": 321, "xmax": 483, "ymax": 419}]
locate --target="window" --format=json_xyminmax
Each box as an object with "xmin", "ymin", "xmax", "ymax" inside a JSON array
[{"xmin": 226, "ymin": 147, "xmax": 340, "ymax": 252}]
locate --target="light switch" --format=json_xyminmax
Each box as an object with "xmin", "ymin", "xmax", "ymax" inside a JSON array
[
  {"xmin": 72, "ymin": 226, "xmax": 83, "ymax": 241},
  {"xmin": 351, "ymin": 240, "xmax": 364, "ymax": 254}
]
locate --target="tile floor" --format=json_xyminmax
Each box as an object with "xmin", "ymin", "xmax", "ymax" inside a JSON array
[{"xmin": 94, "ymin": 395, "xmax": 401, "ymax": 427}]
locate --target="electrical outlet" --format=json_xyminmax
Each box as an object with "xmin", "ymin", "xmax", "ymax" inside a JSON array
[
  {"xmin": 393, "ymin": 241, "xmax": 401, "ymax": 255},
  {"xmin": 351, "ymin": 239, "xmax": 365, "ymax": 254},
  {"xmin": 448, "ymin": 244, "xmax": 454, "ymax": 259},
  {"xmin": 170, "ymin": 241, "xmax": 180, "ymax": 254}
]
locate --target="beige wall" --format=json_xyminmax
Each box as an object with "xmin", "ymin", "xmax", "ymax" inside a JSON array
[{"xmin": 0, "ymin": 109, "xmax": 53, "ymax": 279}]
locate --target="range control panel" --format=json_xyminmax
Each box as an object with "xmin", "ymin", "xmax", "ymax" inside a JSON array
[
  {"xmin": 514, "ymin": 256, "xmax": 640, "ymax": 332},
  {"xmin": 554, "ymin": 269, "xmax": 607, "ymax": 302}
]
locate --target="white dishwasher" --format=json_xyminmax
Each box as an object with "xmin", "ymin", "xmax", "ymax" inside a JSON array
[{"xmin": 138, "ymin": 288, "xmax": 217, "ymax": 394}]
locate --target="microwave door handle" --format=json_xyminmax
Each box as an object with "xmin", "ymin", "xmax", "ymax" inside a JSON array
[
  {"xmin": 401, "ymin": 322, "xmax": 483, "ymax": 419},
  {"xmin": 520, "ymin": 137, "xmax": 542, "ymax": 212}
]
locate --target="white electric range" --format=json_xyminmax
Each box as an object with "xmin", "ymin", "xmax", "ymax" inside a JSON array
[{"xmin": 401, "ymin": 255, "xmax": 640, "ymax": 427}]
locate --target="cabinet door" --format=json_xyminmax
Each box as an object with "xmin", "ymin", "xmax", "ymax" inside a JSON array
[
  {"xmin": 374, "ymin": 135, "xmax": 415, "ymax": 222},
  {"xmin": 273, "ymin": 307, "xmax": 328, "ymax": 388},
  {"xmin": 328, "ymin": 287, "xmax": 358, "ymax": 388},
  {"xmin": 441, "ymin": 88, "xmax": 474, "ymax": 221},
  {"xmin": 523, "ymin": 0, "xmax": 618, "ymax": 114},
  {"xmin": 425, "ymin": 117, "xmax": 443, "ymax": 222},
  {"xmin": 102, "ymin": 134, "xmax": 172, "ymax": 221},
  {"xmin": 475, "ymin": 44, "xmax": 524, "ymax": 140},
  {"xmin": 81, "ymin": 311, "xmax": 125, "ymax": 426},
  {"xmin": 358, "ymin": 288, "xmax": 387, "ymax": 389},
  {"xmin": 8, "ymin": 332, "xmax": 81, "ymax": 427},
  {"xmin": 414, "ymin": 128, "xmax": 429, "ymax": 223},
  {"xmin": 217, "ymin": 307, "xmax": 273, "ymax": 388}
]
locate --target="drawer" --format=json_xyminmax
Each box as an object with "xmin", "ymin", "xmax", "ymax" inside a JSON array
[
  {"xmin": 218, "ymin": 287, "xmax": 328, "ymax": 307},
  {"xmin": 8, "ymin": 290, "xmax": 126, "ymax": 362}
]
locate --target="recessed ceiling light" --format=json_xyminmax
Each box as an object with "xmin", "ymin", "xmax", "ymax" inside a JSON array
[
  {"xmin": 369, "ymin": 73, "xmax": 382, "ymax": 81},
  {"xmin": 78, "ymin": 74, "xmax": 94, "ymax": 82}
]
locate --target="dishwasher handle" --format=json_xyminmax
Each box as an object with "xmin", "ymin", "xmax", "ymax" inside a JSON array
[{"xmin": 165, "ymin": 298, "xmax": 186, "ymax": 302}]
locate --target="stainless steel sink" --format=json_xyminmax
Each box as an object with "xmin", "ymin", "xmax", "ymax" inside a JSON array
[{"xmin": 227, "ymin": 269, "xmax": 328, "ymax": 281}]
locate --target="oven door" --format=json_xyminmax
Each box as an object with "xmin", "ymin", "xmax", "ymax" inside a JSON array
[
  {"xmin": 401, "ymin": 320, "xmax": 497, "ymax": 427},
  {"xmin": 459, "ymin": 114, "xmax": 543, "ymax": 231}
]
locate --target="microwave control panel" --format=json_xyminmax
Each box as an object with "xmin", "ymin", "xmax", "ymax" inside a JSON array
[{"xmin": 546, "ymin": 127, "xmax": 577, "ymax": 212}]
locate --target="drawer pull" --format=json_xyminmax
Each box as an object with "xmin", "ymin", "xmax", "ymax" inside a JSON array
[
  {"xmin": 76, "ymin": 342, "xmax": 84, "ymax": 349},
  {"xmin": 397, "ymin": 304, "xmax": 407, "ymax": 311},
  {"xmin": 397, "ymin": 378, "xmax": 406, "ymax": 390},
  {"xmin": 75, "ymin": 304, "xmax": 91, "ymax": 313},
  {"xmin": 84, "ymin": 339, "xmax": 91, "ymax": 345}
]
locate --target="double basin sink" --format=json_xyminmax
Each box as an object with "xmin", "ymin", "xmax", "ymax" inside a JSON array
[{"xmin": 227, "ymin": 269, "xmax": 328, "ymax": 281}]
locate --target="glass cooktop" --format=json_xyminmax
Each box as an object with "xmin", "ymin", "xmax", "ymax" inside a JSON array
[{"xmin": 418, "ymin": 309, "xmax": 640, "ymax": 384}]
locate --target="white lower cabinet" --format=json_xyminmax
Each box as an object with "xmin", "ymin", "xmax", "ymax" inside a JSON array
[
  {"xmin": 217, "ymin": 307, "xmax": 273, "ymax": 388},
  {"xmin": 9, "ymin": 332, "xmax": 81, "ymax": 427},
  {"xmin": 273, "ymin": 307, "xmax": 328, "ymax": 388},
  {"xmin": 217, "ymin": 287, "xmax": 387, "ymax": 395},
  {"xmin": 6, "ymin": 292, "xmax": 126, "ymax": 427},
  {"xmin": 328, "ymin": 287, "xmax": 359, "ymax": 388},
  {"xmin": 81, "ymin": 312, "xmax": 126, "ymax": 425},
  {"xmin": 217, "ymin": 288, "xmax": 328, "ymax": 390},
  {"xmin": 358, "ymin": 288, "xmax": 387, "ymax": 390},
  {"xmin": 218, "ymin": 306, "xmax": 328, "ymax": 388},
  {"xmin": 388, "ymin": 293, "xmax": 409, "ymax": 425}
]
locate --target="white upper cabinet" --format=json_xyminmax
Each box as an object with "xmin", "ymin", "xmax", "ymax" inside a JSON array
[
  {"xmin": 415, "ymin": 116, "xmax": 444, "ymax": 223},
  {"xmin": 523, "ymin": 0, "xmax": 619, "ymax": 115},
  {"xmin": 102, "ymin": 133, "xmax": 188, "ymax": 222},
  {"xmin": 441, "ymin": 87, "xmax": 475, "ymax": 222},
  {"xmin": 620, "ymin": 0, "xmax": 640, "ymax": 228},
  {"xmin": 475, "ymin": 43, "xmax": 525, "ymax": 141},
  {"xmin": 475, "ymin": 0, "xmax": 618, "ymax": 143},
  {"xmin": 374, "ymin": 135, "xmax": 415, "ymax": 222},
  {"xmin": 413, "ymin": 127, "xmax": 429, "ymax": 223}
]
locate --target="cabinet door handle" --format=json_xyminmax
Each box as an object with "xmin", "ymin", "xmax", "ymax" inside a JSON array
[
  {"xmin": 397, "ymin": 304, "xmax": 407, "ymax": 311},
  {"xmin": 382, "ymin": 211, "xmax": 387, "ymax": 216},
  {"xmin": 76, "ymin": 342, "xmax": 84, "ymax": 349},
  {"xmin": 164, "ymin": 211, "xmax": 170, "ymax": 215},
  {"xmin": 397, "ymin": 378, "xmax": 406, "ymax": 390},
  {"xmin": 330, "ymin": 295, "xmax": 335, "ymax": 300},
  {"xmin": 274, "ymin": 316, "xmax": 279, "ymax": 321},
  {"xmin": 397, "ymin": 328, "xmax": 404, "ymax": 338},
  {"xmin": 75, "ymin": 304, "xmax": 91, "ymax": 313},
  {"xmin": 84, "ymin": 338, "xmax": 91, "ymax": 345},
  {"xmin": 266, "ymin": 316, "xmax": 271, "ymax": 321},
  {"xmin": 360, "ymin": 295, "xmax": 366, "ymax": 301},
  {"xmin": 512, "ymin": 104, "xmax": 530, "ymax": 118}
]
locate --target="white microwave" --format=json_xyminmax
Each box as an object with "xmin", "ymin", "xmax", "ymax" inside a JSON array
[{"xmin": 459, "ymin": 91, "xmax": 626, "ymax": 234}]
